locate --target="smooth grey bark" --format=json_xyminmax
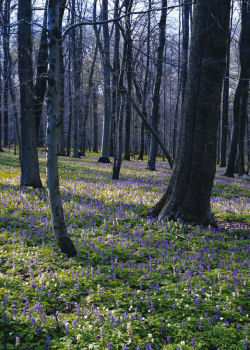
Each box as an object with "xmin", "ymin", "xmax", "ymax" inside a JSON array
[
  {"xmin": 148, "ymin": 0, "xmax": 230, "ymax": 226},
  {"xmin": 112, "ymin": 0, "xmax": 123, "ymax": 179},
  {"xmin": 71, "ymin": 0, "xmax": 80, "ymax": 158},
  {"xmin": 148, "ymin": 0, "xmax": 168, "ymax": 171},
  {"xmin": 0, "ymin": 22, "xmax": 4, "ymax": 151},
  {"xmin": 66, "ymin": 57, "xmax": 72, "ymax": 157},
  {"xmin": 92, "ymin": 86, "xmax": 98, "ymax": 152},
  {"xmin": 124, "ymin": 0, "xmax": 133, "ymax": 161},
  {"xmin": 58, "ymin": 42, "xmax": 65, "ymax": 155},
  {"xmin": 3, "ymin": 0, "xmax": 10, "ymax": 147},
  {"xmin": 180, "ymin": 0, "xmax": 190, "ymax": 104},
  {"xmin": 220, "ymin": 0, "xmax": 234, "ymax": 167},
  {"xmin": 8, "ymin": 51, "xmax": 21, "ymax": 156},
  {"xmin": 172, "ymin": 2, "xmax": 181, "ymax": 160},
  {"xmin": 98, "ymin": 0, "xmax": 111, "ymax": 163},
  {"xmin": 34, "ymin": 0, "xmax": 48, "ymax": 142},
  {"xmin": 18, "ymin": 0, "xmax": 42, "ymax": 188},
  {"xmin": 81, "ymin": 44, "xmax": 98, "ymax": 156},
  {"xmin": 138, "ymin": 0, "xmax": 151, "ymax": 161},
  {"xmin": 47, "ymin": 0, "xmax": 76, "ymax": 257},
  {"xmin": 225, "ymin": 0, "xmax": 250, "ymax": 177},
  {"xmin": 57, "ymin": 0, "xmax": 66, "ymax": 156}
]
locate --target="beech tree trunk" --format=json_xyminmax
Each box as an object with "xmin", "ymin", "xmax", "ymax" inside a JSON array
[
  {"xmin": 18, "ymin": 0, "xmax": 42, "ymax": 188},
  {"xmin": 98, "ymin": 0, "xmax": 111, "ymax": 163},
  {"xmin": 148, "ymin": 0, "xmax": 230, "ymax": 226},
  {"xmin": 138, "ymin": 0, "xmax": 151, "ymax": 161},
  {"xmin": 0, "ymin": 2, "xmax": 4, "ymax": 152},
  {"xmin": 92, "ymin": 86, "xmax": 98, "ymax": 153},
  {"xmin": 3, "ymin": 0, "xmax": 10, "ymax": 147},
  {"xmin": 225, "ymin": 0, "xmax": 249, "ymax": 177},
  {"xmin": 47, "ymin": 0, "xmax": 76, "ymax": 257},
  {"xmin": 124, "ymin": 0, "xmax": 133, "ymax": 161},
  {"xmin": 148, "ymin": 0, "xmax": 167, "ymax": 171},
  {"xmin": 34, "ymin": 0, "xmax": 48, "ymax": 141},
  {"xmin": 57, "ymin": 0, "xmax": 66, "ymax": 156},
  {"xmin": 66, "ymin": 60, "xmax": 72, "ymax": 157},
  {"xmin": 71, "ymin": 0, "xmax": 80, "ymax": 158},
  {"xmin": 219, "ymin": 1, "xmax": 233, "ymax": 167}
]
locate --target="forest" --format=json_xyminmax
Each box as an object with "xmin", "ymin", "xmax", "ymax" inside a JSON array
[{"xmin": 0, "ymin": 0, "xmax": 249, "ymax": 349}]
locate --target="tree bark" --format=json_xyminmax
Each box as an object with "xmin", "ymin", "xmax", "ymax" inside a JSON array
[
  {"xmin": 148, "ymin": 0, "xmax": 168, "ymax": 171},
  {"xmin": 3, "ymin": 0, "xmax": 10, "ymax": 147},
  {"xmin": 148, "ymin": 0, "xmax": 230, "ymax": 226},
  {"xmin": 92, "ymin": 86, "xmax": 98, "ymax": 152},
  {"xmin": 18, "ymin": 0, "xmax": 42, "ymax": 188},
  {"xmin": 138, "ymin": 0, "xmax": 151, "ymax": 161},
  {"xmin": 57, "ymin": 0, "xmax": 67, "ymax": 156},
  {"xmin": 34, "ymin": 0, "xmax": 48, "ymax": 143},
  {"xmin": 180, "ymin": 0, "xmax": 190, "ymax": 104},
  {"xmin": 124, "ymin": 0, "xmax": 133, "ymax": 161},
  {"xmin": 112, "ymin": 0, "xmax": 123, "ymax": 179},
  {"xmin": 220, "ymin": 0, "xmax": 234, "ymax": 167},
  {"xmin": 0, "ymin": 4, "xmax": 4, "ymax": 152},
  {"xmin": 225, "ymin": 0, "xmax": 250, "ymax": 177},
  {"xmin": 98, "ymin": 0, "xmax": 111, "ymax": 163},
  {"xmin": 47, "ymin": 0, "xmax": 76, "ymax": 257},
  {"xmin": 66, "ymin": 57, "xmax": 72, "ymax": 157},
  {"xmin": 71, "ymin": 0, "xmax": 80, "ymax": 158}
]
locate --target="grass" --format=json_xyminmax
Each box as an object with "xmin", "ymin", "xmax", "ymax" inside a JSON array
[{"xmin": 0, "ymin": 151, "xmax": 249, "ymax": 350}]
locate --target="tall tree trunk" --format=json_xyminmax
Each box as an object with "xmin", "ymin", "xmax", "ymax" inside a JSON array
[
  {"xmin": 3, "ymin": 0, "xmax": 10, "ymax": 147},
  {"xmin": 98, "ymin": 0, "xmax": 111, "ymax": 163},
  {"xmin": 18, "ymin": 0, "xmax": 42, "ymax": 188},
  {"xmin": 81, "ymin": 44, "xmax": 98, "ymax": 156},
  {"xmin": 58, "ymin": 43, "xmax": 65, "ymax": 155},
  {"xmin": 220, "ymin": 0, "xmax": 234, "ymax": 167},
  {"xmin": 138, "ymin": 0, "xmax": 151, "ymax": 161},
  {"xmin": 172, "ymin": 1, "xmax": 182, "ymax": 160},
  {"xmin": 66, "ymin": 58, "xmax": 72, "ymax": 157},
  {"xmin": 124, "ymin": 0, "xmax": 133, "ymax": 161},
  {"xmin": 57, "ymin": 0, "xmax": 67, "ymax": 156},
  {"xmin": 92, "ymin": 86, "xmax": 98, "ymax": 152},
  {"xmin": 0, "ymin": 18, "xmax": 4, "ymax": 152},
  {"xmin": 47, "ymin": 0, "xmax": 76, "ymax": 257},
  {"xmin": 71, "ymin": 0, "xmax": 80, "ymax": 158},
  {"xmin": 112, "ymin": 0, "xmax": 122, "ymax": 179},
  {"xmin": 180, "ymin": 0, "xmax": 190, "ymax": 104},
  {"xmin": 34, "ymin": 0, "xmax": 48, "ymax": 142},
  {"xmin": 225, "ymin": 0, "xmax": 250, "ymax": 177},
  {"xmin": 148, "ymin": 0, "xmax": 230, "ymax": 226},
  {"xmin": 148, "ymin": 0, "xmax": 168, "ymax": 171}
]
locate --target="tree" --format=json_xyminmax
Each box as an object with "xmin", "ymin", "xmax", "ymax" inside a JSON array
[
  {"xmin": 46, "ymin": 0, "xmax": 76, "ymax": 257},
  {"xmin": 0, "ymin": 0, "xmax": 4, "ymax": 152},
  {"xmin": 220, "ymin": 0, "xmax": 234, "ymax": 167},
  {"xmin": 148, "ymin": 0, "xmax": 230, "ymax": 226},
  {"xmin": 148, "ymin": 0, "xmax": 168, "ymax": 171},
  {"xmin": 3, "ymin": 0, "xmax": 10, "ymax": 147},
  {"xmin": 98, "ymin": 0, "xmax": 111, "ymax": 163},
  {"xmin": 123, "ymin": 0, "xmax": 133, "ymax": 161},
  {"xmin": 225, "ymin": 0, "xmax": 250, "ymax": 177},
  {"xmin": 71, "ymin": 0, "xmax": 80, "ymax": 158},
  {"xmin": 18, "ymin": 0, "xmax": 42, "ymax": 188}
]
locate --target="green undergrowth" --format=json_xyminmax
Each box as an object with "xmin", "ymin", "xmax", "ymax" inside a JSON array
[{"xmin": 0, "ymin": 151, "xmax": 249, "ymax": 350}]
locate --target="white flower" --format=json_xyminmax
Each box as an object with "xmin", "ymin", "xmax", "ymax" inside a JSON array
[{"xmin": 180, "ymin": 341, "xmax": 185, "ymax": 345}]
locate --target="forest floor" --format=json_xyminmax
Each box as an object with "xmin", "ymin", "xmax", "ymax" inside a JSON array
[{"xmin": 0, "ymin": 151, "xmax": 249, "ymax": 350}]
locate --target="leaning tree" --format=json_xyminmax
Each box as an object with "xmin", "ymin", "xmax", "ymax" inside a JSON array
[
  {"xmin": 148, "ymin": 0, "xmax": 231, "ymax": 226},
  {"xmin": 46, "ymin": 0, "xmax": 76, "ymax": 257}
]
